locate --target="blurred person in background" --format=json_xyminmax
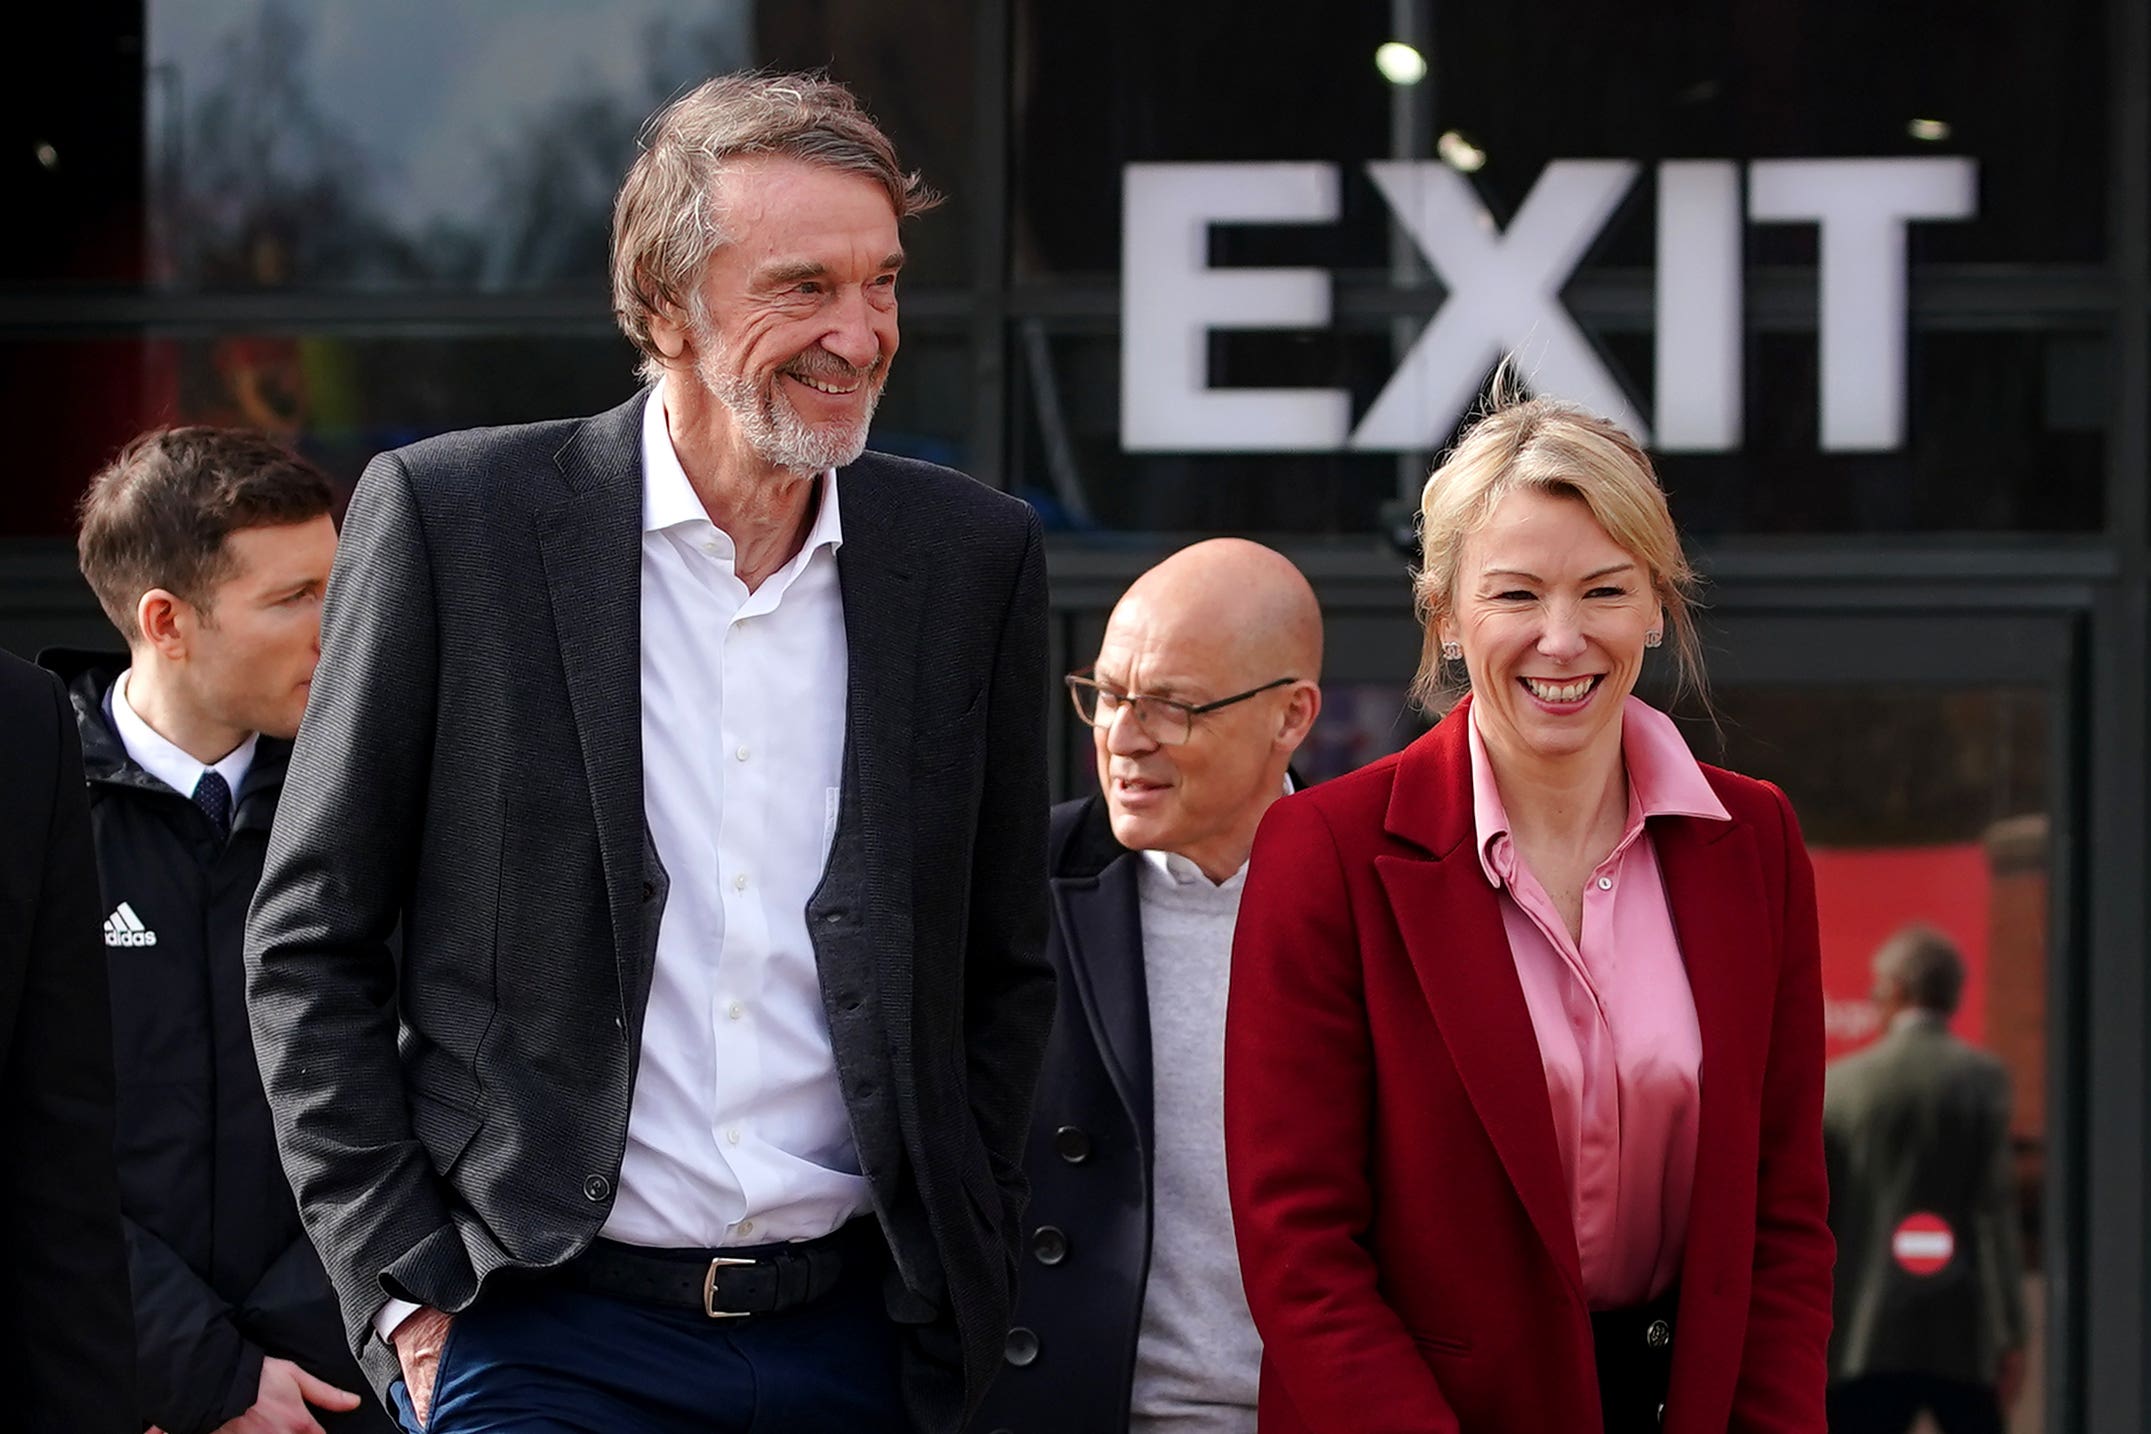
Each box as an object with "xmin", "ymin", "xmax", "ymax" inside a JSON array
[
  {"xmin": 43, "ymin": 427, "xmax": 383, "ymax": 1434},
  {"xmin": 975, "ymin": 539, "xmax": 1321, "ymax": 1434},
  {"xmin": 0, "ymin": 646, "xmax": 136, "ymax": 1433},
  {"xmin": 1824, "ymin": 925, "xmax": 2026, "ymax": 1434},
  {"xmin": 1225, "ymin": 393, "xmax": 1834, "ymax": 1433},
  {"xmin": 245, "ymin": 72, "xmax": 1050, "ymax": 1434}
]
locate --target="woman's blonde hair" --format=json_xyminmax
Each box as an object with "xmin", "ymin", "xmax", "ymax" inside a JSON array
[{"xmin": 1409, "ymin": 386, "xmax": 1705, "ymax": 715}]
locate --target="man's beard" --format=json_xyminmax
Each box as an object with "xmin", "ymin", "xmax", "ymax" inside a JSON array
[{"xmin": 694, "ymin": 323, "xmax": 885, "ymax": 474}]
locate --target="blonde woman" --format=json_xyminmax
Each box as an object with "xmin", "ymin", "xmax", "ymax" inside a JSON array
[{"xmin": 1225, "ymin": 396, "xmax": 1832, "ymax": 1433}]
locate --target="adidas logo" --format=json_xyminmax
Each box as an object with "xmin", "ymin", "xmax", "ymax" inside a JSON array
[{"xmin": 104, "ymin": 902, "xmax": 159, "ymax": 948}]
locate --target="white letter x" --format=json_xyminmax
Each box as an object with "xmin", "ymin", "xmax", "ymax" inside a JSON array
[{"xmin": 1352, "ymin": 160, "xmax": 1644, "ymax": 450}]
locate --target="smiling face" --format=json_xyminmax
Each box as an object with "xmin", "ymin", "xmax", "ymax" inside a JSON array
[
  {"xmin": 1444, "ymin": 486, "xmax": 1660, "ymax": 771},
  {"xmin": 670, "ymin": 156, "xmax": 903, "ymax": 474}
]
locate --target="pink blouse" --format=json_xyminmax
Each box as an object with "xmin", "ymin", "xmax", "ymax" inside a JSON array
[{"xmin": 1468, "ymin": 697, "xmax": 1730, "ymax": 1309}]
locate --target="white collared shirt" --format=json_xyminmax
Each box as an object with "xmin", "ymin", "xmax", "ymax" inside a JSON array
[
  {"xmin": 111, "ymin": 668, "xmax": 258, "ymax": 802},
  {"xmin": 602, "ymin": 381, "xmax": 867, "ymax": 1248}
]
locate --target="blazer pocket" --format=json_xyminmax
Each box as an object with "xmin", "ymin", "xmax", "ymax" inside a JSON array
[
  {"xmin": 409, "ymin": 1090, "xmax": 484, "ymax": 1177},
  {"xmin": 914, "ymin": 676, "xmax": 987, "ymax": 749},
  {"xmin": 912, "ymin": 710, "xmax": 987, "ymax": 777}
]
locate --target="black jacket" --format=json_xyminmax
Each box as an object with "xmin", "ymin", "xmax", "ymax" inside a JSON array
[
  {"xmin": 977, "ymin": 796, "xmax": 1155, "ymax": 1434},
  {"xmin": 42, "ymin": 651, "xmax": 390, "ymax": 1434},
  {"xmin": 244, "ymin": 390, "xmax": 1055, "ymax": 1433},
  {"xmin": 0, "ymin": 649, "xmax": 136, "ymax": 1433}
]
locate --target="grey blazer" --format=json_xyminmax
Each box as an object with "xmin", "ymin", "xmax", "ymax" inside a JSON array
[
  {"xmin": 244, "ymin": 389, "xmax": 1055, "ymax": 1432},
  {"xmin": 1822, "ymin": 1014, "xmax": 2027, "ymax": 1387}
]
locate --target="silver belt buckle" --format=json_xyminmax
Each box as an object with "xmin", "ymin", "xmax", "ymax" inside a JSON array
[{"xmin": 702, "ymin": 1255, "xmax": 759, "ymax": 1318}]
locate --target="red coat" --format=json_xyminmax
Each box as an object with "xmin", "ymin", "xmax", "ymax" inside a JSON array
[{"xmin": 1224, "ymin": 702, "xmax": 1833, "ymax": 1433}]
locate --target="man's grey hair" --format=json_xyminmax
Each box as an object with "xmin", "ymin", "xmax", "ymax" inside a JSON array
[
  {"xmin": 610, "ymin": 71, "xmax": 942, "ymax": 383},
  {"xmin": 1872, "ymin": 923, "xmax": 1967, "ymax": 1015}
]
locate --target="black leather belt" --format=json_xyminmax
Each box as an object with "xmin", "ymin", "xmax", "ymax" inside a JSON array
[{"xmin": 559, "ymin": 1219, "xmax": 880, "ymax": 1319}]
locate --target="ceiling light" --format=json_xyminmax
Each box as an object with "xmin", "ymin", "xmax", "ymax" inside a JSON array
[
  {"xmin": 1375, "ymin": 42, "xmax": 1428, "ymax": 87},
  {"xmin": 1437, "ymin": 130, "xmax": 1487, "ymax": 174},
  {"xmin": 1907, "ymin": 118, "xmax": 1952, "ymax": 143}
]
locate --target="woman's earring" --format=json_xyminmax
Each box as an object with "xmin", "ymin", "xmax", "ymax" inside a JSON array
[
  {"xmin": 1440, "ymin": 640, "xmax": 1463, "ymax": 661},
  {"xmin": 1644, "ymin": 629, "xmax": 1663, "ymax": 649}
]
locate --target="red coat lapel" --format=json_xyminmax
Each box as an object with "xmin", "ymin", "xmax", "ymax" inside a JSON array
[
  {"xmin": 1378, "ymin": 703, "xmax": 1585, "ymax": 1300},
  {"xmin": 1654, "ymin": 802, "xmax": 1772, "ymax": 1305}
]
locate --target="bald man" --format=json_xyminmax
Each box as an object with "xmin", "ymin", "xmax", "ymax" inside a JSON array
[{"xmin": 977, "ymin": 540, "xmax": 1321, "ymax": 1434}]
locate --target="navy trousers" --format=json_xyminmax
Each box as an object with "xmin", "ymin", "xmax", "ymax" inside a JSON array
[{"xmin": 389, "ymin": 1259, "xmax": 907, "ymax": 1434}]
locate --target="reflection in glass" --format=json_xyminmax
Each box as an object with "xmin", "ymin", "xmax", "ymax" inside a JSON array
[
  {"xmin": 0, "ymin": 332, "xmax": 970, "ymax": 536},
  {"xmin": 145, "ymin": 0, "xmax": 973, "ymax": 292}
]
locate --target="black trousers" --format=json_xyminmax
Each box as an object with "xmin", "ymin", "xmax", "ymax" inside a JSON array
[
  {"xmin": 1592, "ymin": 1290, "xmax": 1677, "ymax": 1434},
  {"xmin": 1827, "ymin": 1374, "xmax": 2005, "ymax": 1434}
]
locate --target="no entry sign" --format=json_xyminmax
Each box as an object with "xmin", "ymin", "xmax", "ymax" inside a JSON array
[{"xmin": 1892, "ymin": 1213, "xmax": 1956, "ymax": 1276}]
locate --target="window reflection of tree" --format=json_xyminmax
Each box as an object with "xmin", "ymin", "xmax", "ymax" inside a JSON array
[{"xmin": 156, "ymin": 1, "xmax": 767, "ymax": 292}]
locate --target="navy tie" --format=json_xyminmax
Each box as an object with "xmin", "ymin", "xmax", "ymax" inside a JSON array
[{"xmin": 192, "ymin": 770, "xmax": 232, "ymax": 839}]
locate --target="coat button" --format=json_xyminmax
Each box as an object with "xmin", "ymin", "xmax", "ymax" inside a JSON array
[
  {"xmin": 1645, "ymin": 1318, "xmax": 1671, "ymax": 1349},
  {"xmin": 583, "ymin": 1173, "xmax": 613, "ymax": 1203},
  {"xmin": 1004, "ymin": 1326, "xmax": 1040, "ymax": 1366},
  {"xmin": 640, "ymin": 881, "xmax": 656, "ymax": 902},
  {"xmin": 1031, "ymin": 1226, "xmax": 1068, "ymax": 1266},
  {"xmin": 1053, "ymin": 1126, "xmax": 1091, "ymax": 1164}
]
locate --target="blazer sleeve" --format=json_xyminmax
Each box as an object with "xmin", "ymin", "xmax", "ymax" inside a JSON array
[
  {"xmin": 126, "ymin": 1214, "xmax": 264, "ymax": 1434},
  {"xmin": 240, "ymin": 1228, "xmax": 362, "ymax": 1389},
  {"xmin": 961, "ymin": 508, "xmax": 1057, "ymax": 1225},
  {"xmin": 245, "ymin": 450, "xmax": 465, "ymax": 1357},
  {"xmin": 1226, "ymin": 796, "xmax": 1460, "ymax": 1434},
  {"xmin": 3, "ymin": 667, "xmax": 138, "ymax": 1434},
  {"xmin": 1730, "ymin": 786, "xmax": 1836, "ymax": 1431}
]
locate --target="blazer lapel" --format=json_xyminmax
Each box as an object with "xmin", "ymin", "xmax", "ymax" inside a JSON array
[
  {"xmin": 1051, "ymin": 853, "xmax": 1154, "ymax": 1148},
  {"xmin": 828, "ymin": 459, "xmax": 927, "ymax": 1071},
  {"xmin": 1655, "ymin": 808, "xmax": 1771, "ymax": 1303},
  {"xmin": 535, "ymin": 391, "xmax": 649, "ymax": 1012},
  {"xmin": 1378, "ymin": 705, "xmax": 1584, "ymax": 1299}
]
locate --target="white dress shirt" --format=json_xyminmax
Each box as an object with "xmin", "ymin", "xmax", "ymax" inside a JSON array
[
  {"xmin": 603, "ymin": 382, "xmax": 868, "ymax": 1248},
  {"xmin": 110, "ymin": 668, "xmax": 258, "ymax": 800}
]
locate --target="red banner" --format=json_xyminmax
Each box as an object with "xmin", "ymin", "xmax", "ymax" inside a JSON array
[{"xmin": 1810, "ymin": 844, "xmax": 1990, "ymax": 1062}]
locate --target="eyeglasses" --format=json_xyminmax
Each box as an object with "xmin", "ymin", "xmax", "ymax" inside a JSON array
[{"xmin": 1064, "ymin": 672, "xmax": 1298, "ymax": 746}]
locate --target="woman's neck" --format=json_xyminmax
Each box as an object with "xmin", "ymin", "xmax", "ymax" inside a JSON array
[{"xmin": 1480, "ymin": 716, "xmax": 1629, "ymax": 856}]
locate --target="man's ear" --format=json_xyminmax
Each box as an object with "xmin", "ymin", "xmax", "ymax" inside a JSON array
[
  {"xmin": 136, "ymin": 588, "xmax": 190, "ymax": 661},
  {"xmin": 1278, "ymin": 681, "xmax": 1322, "ymax": 751},
  {"xmin": 646, "ymin": 297, "xmax": 692, "ymax": 367}
]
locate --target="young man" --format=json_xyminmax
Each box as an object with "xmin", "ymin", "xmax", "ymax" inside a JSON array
[
  {"xmin": 976, "ymin": 539, "xmax": 1322, "ymax": 1434},
  {"xmin": 45, "ymin": 426, "xmax": 388, "ymax": 1434}
]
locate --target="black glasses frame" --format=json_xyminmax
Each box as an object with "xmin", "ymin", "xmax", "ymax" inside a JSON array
[{"xmin": 1063, "ymin": 672, "xmax": 1298, "ymax": 745}]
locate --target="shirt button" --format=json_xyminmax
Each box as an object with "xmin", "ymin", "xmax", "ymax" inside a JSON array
[
  {"xmin": 736, "ymin": 1219, "xmax": 755, "ymax": 1237},
  {"xmin": 734, "ymin": 873, "xmax": 749, "ymax": 891},
  {"xmin": 726, "ymin": 1127, "xmax": 742, "ymax": 1146},
  {"xmin": 1597, "ymin": 876, "xmax": 1613, "ymax": 890},
  {"xmin": 735, "ymin": 745, "xmax": 750, "ymax": 761},
  {"xmin": 701, "ymin": 540, "xmax": 719, "ymax": 555},
  {"xmin": 728, "ymin": 1001, "xmax": 745, "ymax": 1021}
]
